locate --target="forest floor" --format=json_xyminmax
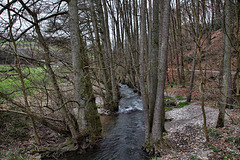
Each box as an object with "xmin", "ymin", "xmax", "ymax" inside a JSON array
[
  {"xmin": 0, "ymin": 84, "xmax": 239, "ymax": 160},
  {"xmin": 158, "ymin": 86, "xmax": 240, "ymax": 160}
]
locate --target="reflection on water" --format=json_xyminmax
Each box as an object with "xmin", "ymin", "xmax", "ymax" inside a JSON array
[{"xmin": 65, "ymin": 84, "xmax": 149, "ymax": 160}]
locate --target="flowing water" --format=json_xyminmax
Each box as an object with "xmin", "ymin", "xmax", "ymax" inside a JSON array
[{"xmin": 66, "ymin": 84, "xmax": 149, "ymax": 160}]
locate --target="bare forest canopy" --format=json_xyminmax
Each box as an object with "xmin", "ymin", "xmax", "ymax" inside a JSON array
[{"xmin": 0, "ymin": 0, "xmax": 239, "ymax": 158}]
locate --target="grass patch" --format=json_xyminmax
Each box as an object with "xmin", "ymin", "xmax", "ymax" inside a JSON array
[
  {"xmin": 151, "ymin": 157, "xmax": 161, "ymax": 160},
  {"xmin": 0, "ymin": 65, "xmax": 45, "ymax": 73},
  {"xmin": 176, "ymin": 95, "xmax": 186, "ymax": 100},
  {"xmin": 164, "ymin": 96, "xmax": 189, "ymax": 110},
  {"xmin": 0, "ymin": 65, "xmax": 48, "ymax": 98},
  {"xmin": 165, "ymin": 106, "xmax": 173, "ymax": 112},
  {"xmin": 164, "ymin": 96, "xmax": 176, "ymax": 106},
  {"xmin": 176, "ymin": 101, "xmax": 189, "ymax": 108}
]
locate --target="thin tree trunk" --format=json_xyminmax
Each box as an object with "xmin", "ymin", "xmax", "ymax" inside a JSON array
[
  {"xmin": 7, "ymin": 6, "xmax": 41, "ymax": 145},
  {"xmin": 232, "ymin": 0, "xmax": 240, "ymax": 104},
  {"xmin": 139, "ymin": 0, "xmax": 150, "ymax": 143},
  {"xmin": 176, "ymin": 0, "xmax": 185, "ymax": 87},
  {"xmin": 90, "ymin": 0, "xmax": 112, "ymax": 109},
  {"xmin": 19, "ymin": 0, "xmax": 79, "ymax": 140},
  {"xmin": 102, "ymin": 0, "xmax": 119, "ymax": 110},
  {"xmin": 198, "ymin": 41, "xmax": 209, "ymax": 142},
  {"xmin": 171, "ymin": 13, "xmax": 181, "ymax": 84},
  {"xmin": 187, "ymin": 0, "xmax": 199, "ymax": 103}
]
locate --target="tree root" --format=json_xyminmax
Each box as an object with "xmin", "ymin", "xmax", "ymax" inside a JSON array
[
  {"xmin": 142, "ymin": 138, "xmax": 172, "ymax": 156},
  {"xmin": 33, "ymin": 137, "xmax": 80, "ymax": 158}
]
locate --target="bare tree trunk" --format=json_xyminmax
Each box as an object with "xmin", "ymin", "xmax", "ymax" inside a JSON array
[
  {"xmin": 217, "ymin": 0, "xmax": 233, "ymax": 127},
  {"xmin": 152, "ymin": 0, "xmax": 170, "ymax": 148},
  {"xmin": 147, "ymin": 0, "xmax": 152, "ymax": 91},
  {"xmin": 97, "ymin": 0, "xmax": 119, "ymax": 111},
  {"xmin": 68, "ymin": 0, "xmax": 88, "ymax": 132},
  {"xmin": 176, "ymin": 0, "xmax": 185, "ymax": 87},
  {"xmin": 90, "ymin": 0, "xmax": 112, "ymax": 109},
  {"xmin": 187, "ymin": 0, "xmax": 199, "ymax": 103},
  {"xmin": 7, "ymin": 6, "xmax": 41, "ymax": 145},
  {"xmin": 68, "ymin": 0, "xmax": 101, "ymax": 136},
  {"xmin": 102, "ymin": 0, "xmax": 119, "ymax": 110},
  {"xmin": 198, "ymin": 36, "xmax": 209, "ymax": 142},
  {"xmin": 149, "ymin": 0, "xmax": 160, "ymax": 136},
  {"xmin": 214, "ymin": 0, "xmax": 223, "ymax": 30},
  {"xmin": 232, "ymin": 0, "xmax": 240, "ymax": 104},
  {"xmin": 171, "ymin": 12, "xmax": 181, "ymax": 84},
  {"xmin": 18, "ymin": 0, "xmax": 79, "ymax": 140},
  {"xmin": 139, "ymin": 0, "xmax": 150, "ymax": 143}
]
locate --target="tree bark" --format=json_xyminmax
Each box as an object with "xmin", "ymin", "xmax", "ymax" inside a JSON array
[
  {"xmin": 68, "ymin": 0, "xmax": 88, "ymax": 132},
  {"xmin": 7, "ymin": 6, "xmax": 41, "ymax": 145},
  {"xmin": 139, "ymin": 0, "xmax": 150, "ymax": 142},
  {"xmin": 217, "ymin": 0, "xmax": 233, "ymax": 127},
  {"xmin": 90, "ymin": 0, "xmax": 112, "ymax": 109},
  {"xmin": 152, "ymin": 0, "xmax": 170, "ymax": 145},
  {"xmin": 68, "ymin": 0, "xmax": 101, "ymax": 135},
  {"xmin": 149, "ymin": 0, "xmax": 160, "ymax": 136},
  {"xmin": 187, "ymin": 0, "xmax": 200, "ymax": 103},
  {"xmin": 97, "ymin": 0, "xmax": 119, "ymax": 111},
  {"xmin": 18, "ymin": 0, "xmax": 79, "ymax": 140},
  {"xmin": 176, "ymin": 0, "xmax": 185, "ymax": 87},
  {"xmin": 102, "ymin": 0, "xmax": 119, "ymax": 111}
]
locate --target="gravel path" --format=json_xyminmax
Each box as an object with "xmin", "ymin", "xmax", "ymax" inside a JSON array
[
  {"xmin": 159, "ymin": 102, "xmax": 240, "ymax": 160},
  {"xmin": 165, "ymin": 102, "xmax": 224, "ymax": 131}
]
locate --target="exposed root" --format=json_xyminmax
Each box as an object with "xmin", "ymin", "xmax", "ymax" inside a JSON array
[
  {"xmin": 142, "ymin": 138, "xmax": 172, "ymax": 156},
  {"xmin": 33, "ymin": 138, "xmax": 79, "ymax": 159}
]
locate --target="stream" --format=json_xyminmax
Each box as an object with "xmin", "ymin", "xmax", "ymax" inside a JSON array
[{"xmin": 66, "ymin": 84, "xmax": 149, "ymax": 160}]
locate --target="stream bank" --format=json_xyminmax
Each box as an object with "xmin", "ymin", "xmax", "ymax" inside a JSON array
[{"xmin": 1, "ymin": 84, "xmax": 239, "ymax": 160}]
